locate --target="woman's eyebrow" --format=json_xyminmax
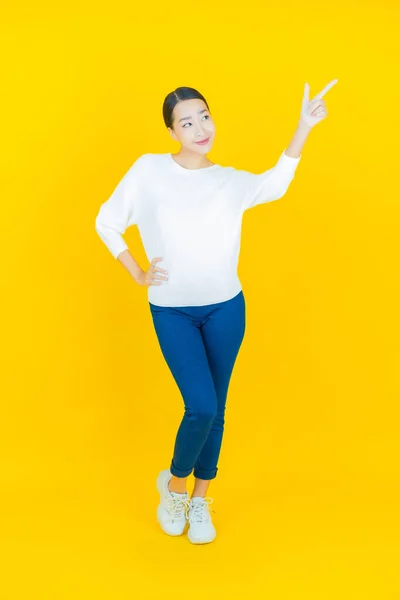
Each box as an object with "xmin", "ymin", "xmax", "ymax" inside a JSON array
[{"xmin": 178, "ymin": 109, "xmax": 208, "ymax": 123}]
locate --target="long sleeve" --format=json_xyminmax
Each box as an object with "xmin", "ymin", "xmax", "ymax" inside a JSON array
[
  {"xmin": 95, "ymin": 154, "xmax": 147, "ymax": 259},
  {"xmin": 239, "ymin": 150, "xmax": 302, "ymax": 212}
]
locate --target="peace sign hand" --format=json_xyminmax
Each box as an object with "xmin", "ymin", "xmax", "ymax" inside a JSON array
[{"xmin": 299, "ymin": 79, "xmax": 338, "ymax": 129}]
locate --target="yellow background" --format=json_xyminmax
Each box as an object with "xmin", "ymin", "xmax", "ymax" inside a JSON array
[{"xmin": 1, "ymin": 0, "xmax": 399, "ymax": 598}]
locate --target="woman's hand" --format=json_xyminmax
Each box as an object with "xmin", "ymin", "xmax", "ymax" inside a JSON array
[
  {"xmin": 137, "ymin": 257, "xmax": 169, "ymax": 287},
  {"xmin": 299, "ymin": 79, "xmax": 338, "ymax": 129}
]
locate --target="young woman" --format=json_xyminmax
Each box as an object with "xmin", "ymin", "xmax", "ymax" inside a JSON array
[{"xmin": 95, "ymin": 81, "xmax": 337, "ymax": 544}]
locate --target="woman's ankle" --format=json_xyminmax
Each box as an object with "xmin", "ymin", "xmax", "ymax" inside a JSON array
[{"xmin": 168, "ymin": 475, "xmax": 187, "ymax": 494}]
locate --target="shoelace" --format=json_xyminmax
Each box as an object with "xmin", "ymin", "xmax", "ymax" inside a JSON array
[
  {"xmin": 187, "ymin": 497, "xmax": 215, "ymax": 524},
  {"xmin": 166, "ymin": 494, "xmax": 190, "ymax": 521}
]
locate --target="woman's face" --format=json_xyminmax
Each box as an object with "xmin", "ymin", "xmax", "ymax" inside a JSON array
[{"xmin": 168, "ymin": 98, "xmax": 216, "ymax": 155}]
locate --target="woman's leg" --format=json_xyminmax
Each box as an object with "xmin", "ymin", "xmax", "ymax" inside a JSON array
[
  {"xmin": 149, "ymin": 304, "xmax": 220, "ymax": 484},
  {"xmin": 168, "ymin": 475, "xmax": 188, "ymax": 493},
  {"xmin": 193, "ymin": 291, "xmax": 246, "ymax": 484}
]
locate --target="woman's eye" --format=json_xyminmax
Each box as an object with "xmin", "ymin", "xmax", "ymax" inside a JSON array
[{"xmin": 183, "ymin": 115, "xmax": 209, "ymax": 128}]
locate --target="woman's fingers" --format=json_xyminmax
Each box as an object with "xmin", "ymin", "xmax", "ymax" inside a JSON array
[
  {"xmin": 151, "ymin": 257, "xmax": 168, "ymax": 274},
  {"xmin": 149, "ymin": 256, "xmax": 169, "ymax": 285},
  {"xmin": 313, "ymin": 78, "xmax": 338, "ymax": 101}
]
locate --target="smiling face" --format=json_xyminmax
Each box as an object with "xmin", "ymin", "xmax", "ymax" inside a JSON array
[{"xmin": 168, "ymin": 98, "xmax": 216, "ymax": 156}]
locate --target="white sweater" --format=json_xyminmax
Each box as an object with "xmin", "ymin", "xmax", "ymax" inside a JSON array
[{"xmin": 95, "ymin": 151, "xmax": 302, "ymax": 307}]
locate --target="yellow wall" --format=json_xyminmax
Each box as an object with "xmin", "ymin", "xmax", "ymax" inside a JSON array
[{"xmin": 1, "ymin": 1, "xmax": 399, "ymax": 598}]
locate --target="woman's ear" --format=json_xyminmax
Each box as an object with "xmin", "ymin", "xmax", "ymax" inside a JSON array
[{"xmin": 168, "ymin": 127, "xmax": 178, "ymax": 142}]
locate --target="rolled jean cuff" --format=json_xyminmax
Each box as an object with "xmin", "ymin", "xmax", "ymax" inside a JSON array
[
  {"xmin": 170, "ymin": 460, "xmax": 193, "ymax": 478},
  {"xmin": 193, "ymin": 466, "xmax": 218, "ymax": 480}
]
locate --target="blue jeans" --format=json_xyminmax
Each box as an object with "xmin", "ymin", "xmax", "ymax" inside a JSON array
[{"xmin": 149, "ymin": 290, "xmax": 246, "ymax": 480}]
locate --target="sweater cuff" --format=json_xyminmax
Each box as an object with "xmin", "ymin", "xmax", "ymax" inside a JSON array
[{"xmin": 281, "ymin": 149, "xmax": 302, "ymax": 164}]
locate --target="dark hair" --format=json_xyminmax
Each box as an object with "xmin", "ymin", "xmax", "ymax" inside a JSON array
[{"xmin": 162, "ymin": 86, "xmax": 210, "ymax": 130}]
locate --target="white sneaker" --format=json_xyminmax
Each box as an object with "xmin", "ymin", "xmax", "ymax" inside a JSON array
[
  {"xmin": 156, "ymin": 469, "xmax": 189, "ymax": 536},
  {"xmin": 187, "ymin": 496, "xmax": 217, "ymax": 544}
]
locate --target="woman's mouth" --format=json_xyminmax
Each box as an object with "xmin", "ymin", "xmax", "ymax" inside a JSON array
[{"xmin": 195, "ymin": 137, "xmax": 210, "ymax": 145}]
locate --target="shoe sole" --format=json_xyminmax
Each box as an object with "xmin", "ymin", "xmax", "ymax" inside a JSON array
[{"xmin": 187, "ymin": 530, "xmax": 216, "ymax": 544}]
